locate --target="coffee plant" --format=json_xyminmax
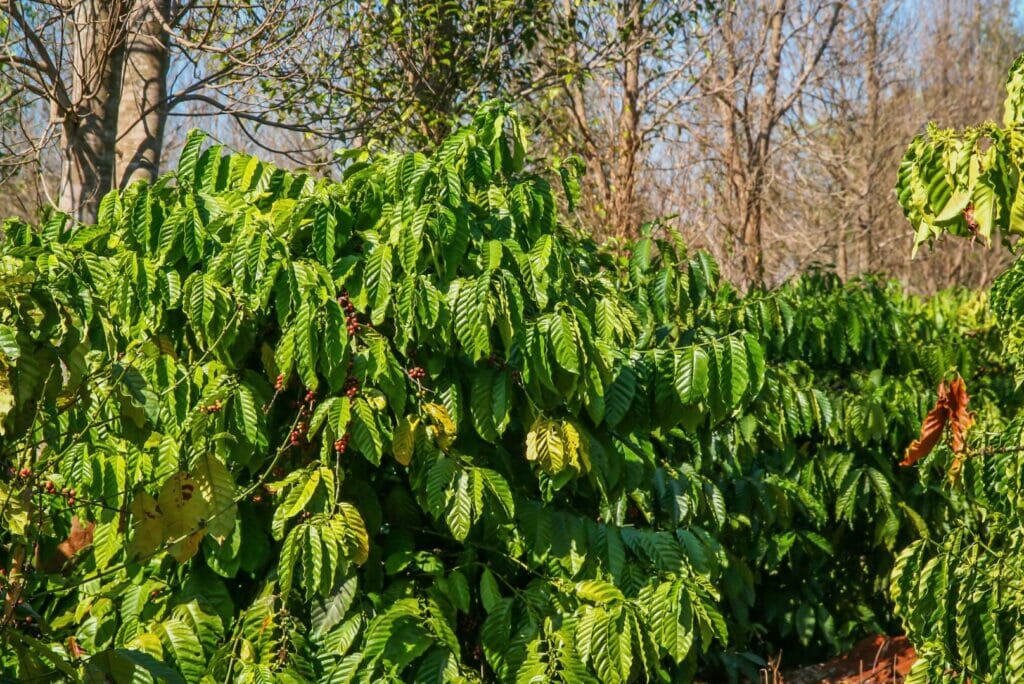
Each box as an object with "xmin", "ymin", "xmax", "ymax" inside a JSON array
[
  {"xmin": 893, "ymin": 52, "xmax": 1024, "ymax": 682},
  {"xmin": 0, "ymin": 102, "xmax": 1010, "ymax": 682}
]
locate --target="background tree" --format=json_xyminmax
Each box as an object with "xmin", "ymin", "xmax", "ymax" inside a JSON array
[
  {"xmin": 318, "ymin": 0, "xmax": 555, "ymax": 149},
  {"xmin": 0, "ymin": 0, "xmax": 340, "ymax": 222},
  {"xmin": 691, "ymin": 0, "xmax": 843, "ymax": 286},
  {"xmin": 536, "ymin": 0, "xmax": 719, "ymax": 239}
]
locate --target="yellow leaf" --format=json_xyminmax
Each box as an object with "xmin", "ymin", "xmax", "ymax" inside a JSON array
[
  {"xmin": 423, "ymin": 402, "xmax": 456, "ymax": 435},
  {"xmin": 0, "ymin": 481, "xmax": 29, "ymax": 536},
  {"xmin": 526, "ymin": 417, "xmax": 565, "ymax": 474},
  {"xmin": 364, "ymin": 389, "xmax": 388, "ymax": 411},
  {"xmin": 128, "ymin": 491, "xmax": 163, "ymax": 560},
  {"xmin": 0, "ymin": 369, "xmax": 13, "ymax": 436},
  {"xmin": 392, "ymin": 416, "xmax": 418, "ymax": 466},
  {"xmin": 525, "ymin": 419, "xmax": 540, "ymax": 462},
  {"xmin": 423, "ymin": 402, "xmax": 456, "ymax": 450},
  {"xmin": 560, "ymin": 421, "xmax": 590, "ymax": 472},
  {"xmin": 169, "ymin": 531, "xmax": 205, "ymax": 563},
  {"xmin": 126, "ymin": 632, "xmax": 164, "ymax": 659},
  {"xmin": 158, "ymin": 473, "xmax": 207, "ymax": 562},
  {"xmin": 562, "ymin": 421, "xmax": 581, "ymax": 470}
]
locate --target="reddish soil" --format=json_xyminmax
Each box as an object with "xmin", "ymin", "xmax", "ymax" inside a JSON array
[{"xmin": 778, "ymin": 635, "xmax": 917, "ymax": 683}]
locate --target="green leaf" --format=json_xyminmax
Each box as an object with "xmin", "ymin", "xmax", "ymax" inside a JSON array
[
  {"xmin": 446, "ymin": 470, "xmax": 473, "ymax": 541},
  {"xmin": 674, "ymin": 346, "xmax": 709, "ymax": 404},
  {"xmin": 550, "ymin": 310, "xmax": 580, "ymax": 374},
  {"xmin": 351, "ymin": 398, "xmax": 383, "ymax": 465},
  {"xmin": 452, "ymin": 277, "xmax": 490, "ymax": 362},
  {"xmin": 157, "ymin": 619, "xmax": 206, "ymax": 681},
  {"xmin": 233, "ymin": 384, "xmax": 261, "ymax": 444},
  {"xmin": 365, "ymin": 242, "xmax": 394, "ymax": 325},
  {"xmin": 178, "ymin": 130, "xmax": 208, "ymax": 188},
  {"xmin": 576, "ymin": 580, "xmax": 624, "ymax": 605},
  {"xmin": 480, "ymin": 569, "xmax": 502, "ymax": 613}
]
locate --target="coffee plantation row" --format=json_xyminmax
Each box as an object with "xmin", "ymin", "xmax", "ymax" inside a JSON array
[{"xmin": 0, "ymin": 95, "xmax": 1022, "ymax": 682}]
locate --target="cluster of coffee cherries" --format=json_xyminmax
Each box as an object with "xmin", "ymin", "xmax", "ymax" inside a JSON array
[
  {"xmin": 344, "ymin": 375, "xmax": 360, "ymax": 399},
  {"xmin": 304, "ymin": 388, "xmax": 316, "ymax": 404},
  {"xmin": 148, "ymin": 587, "xmax": 164, "ymax": 600},
  {"xmin": 333, "ymin": 433, "xmax": 351, "ymax": 455},
  {"xmin": 198, "ymin": 399, "xmax": 223, "ymax": 414},
  {"xmin": 290, "ymin": 417, "xmax": 309, "ymax": 446},
  {"xmin": 41, "ymin": 479, "xmax": 77, "ymax": 506},
  {"xmin": 288, "ymin": 389, "xmax": 318, "ymax": 447},
  {"xmin": 338, "ymin": 292, "xmax": 361, "ymax": 336},
  {"xmin": 407, "ymin": 366, "xmax": 427, "ymax": 381},
  {"xmin": 274, "ymin": 373, "xmax": 286, "ymax": 392}
]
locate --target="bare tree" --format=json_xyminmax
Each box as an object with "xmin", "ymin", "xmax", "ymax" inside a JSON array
[
  {"xmin": 0, "ymin": 1, "xmax": 343, "ymax": 222},
  {"xmin": 691, "ymin": 0, "xmax": 843, "ymax": 286},
  {"xmin": 540, "ymin": 0, "xmax": 718, "ymax": 240}
]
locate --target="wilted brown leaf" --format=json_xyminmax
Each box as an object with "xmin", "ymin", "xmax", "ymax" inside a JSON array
[
  {"xmin": 946, "ymin": 375, "xmax": 974, "ymax": 453},
  {"xmin": 902, "ymin": 375, "xmax": 973, "ymax": 467}
]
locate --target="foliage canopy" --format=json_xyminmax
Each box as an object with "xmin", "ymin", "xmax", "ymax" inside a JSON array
[{"xmin": 0, "ymin": 102, "xmax": 1011, "ymax": 682}]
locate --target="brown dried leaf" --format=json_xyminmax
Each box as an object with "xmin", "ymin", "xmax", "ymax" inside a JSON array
[
  {"xmin": 946, "ymin": 375, "xmax": 973, "ymax": 454},
  {"xmin": 901, "ymin": 375, "xmax": 973, "ymax": 467}
]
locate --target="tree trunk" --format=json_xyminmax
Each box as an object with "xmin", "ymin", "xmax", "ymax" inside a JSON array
[
  {"xmin": 837, "ymin": 228, "xmax": 848, "ymax": 280},
  {"xmin": 614, "ymin": 0, "xmax": 643, "ymax": 238},
  {"xmin": 60, "ymin": 0, "xmax": 126, "ymax": 223},
  {"xmin": 742, "ymin": 0, "xmax": 787, "ymax": 288},
  {"xmin": 741, "ymin": 164, "xmax": 766, "ymax": 287},
  {"xmin": 116, "ymin": 0, "xmax": 170, "ymax": 189},
  {"xmin": 859, "ymin": 0, "xmax": 881, "ymax": 271}
]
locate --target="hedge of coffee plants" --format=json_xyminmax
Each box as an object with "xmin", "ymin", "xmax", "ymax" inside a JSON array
[
  {"xmin": 0, "ymin": 102, "xmax": 1014, "ymax": 683},
  {"xmin": 892, "ymin": 53, "xmax": 1024, "ymax": 683}
]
